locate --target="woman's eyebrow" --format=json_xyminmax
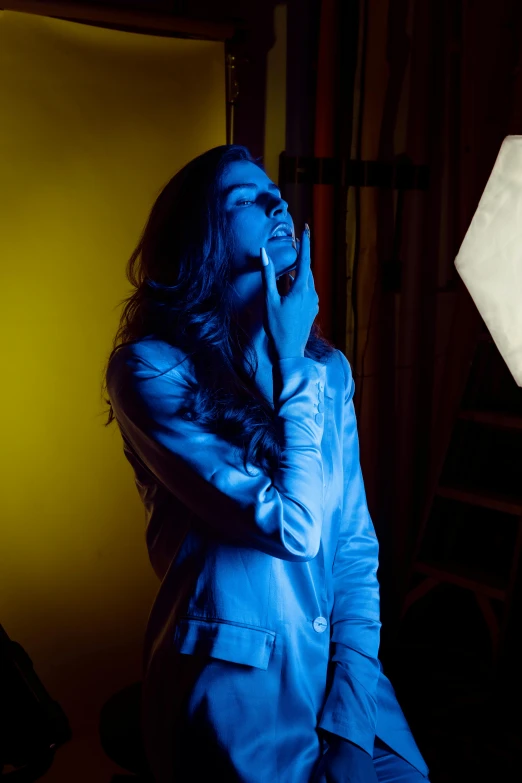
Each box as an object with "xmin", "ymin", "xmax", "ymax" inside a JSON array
[{"xmin": 222, "ymin": 182, "xmax": 281, "ymax": 197}]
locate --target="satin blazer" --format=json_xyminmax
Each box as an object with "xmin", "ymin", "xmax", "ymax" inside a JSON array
[{"xmin": 107, "ymin": 336, "xmax": 429, "ymax": 781}]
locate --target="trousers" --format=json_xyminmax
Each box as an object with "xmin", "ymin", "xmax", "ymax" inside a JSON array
[
  {"xmin": 167, "ymin": 734, "xmax": 429, "ymax": 782},
  {"xmin": 143, "ymin": 650, "xmax": 430, "ymax": 783},
  {"xmin": 372, "ymin": 738, "xmax": 431, "ymax": 783},
  {"xmin": 311, "ymin": 736, "xmax": 430, "ymax": 783}
]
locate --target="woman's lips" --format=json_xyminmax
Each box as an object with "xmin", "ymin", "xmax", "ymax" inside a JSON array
[{"xmin": 268, "ymin": 235, "xmax": 294, "ymax": 241}]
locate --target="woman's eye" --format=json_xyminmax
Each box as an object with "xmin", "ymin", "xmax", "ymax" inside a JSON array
[{"xmin": 237, "ymin": 200, "xmax": 253, "ymax": 206}]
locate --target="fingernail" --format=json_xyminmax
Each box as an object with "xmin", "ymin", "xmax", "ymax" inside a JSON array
[
  {"xmin": 260, "ymin": 247, "xmax": 269, "ymax": 266},
  {"xmin": 304, "ymin": 223, "xmax": 310, "ymax": 236}
]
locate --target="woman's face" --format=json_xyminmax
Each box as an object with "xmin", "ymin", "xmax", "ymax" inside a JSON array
[{"xmin": 221, "ymin": 160, "xmax": 298, "ymax": 283}]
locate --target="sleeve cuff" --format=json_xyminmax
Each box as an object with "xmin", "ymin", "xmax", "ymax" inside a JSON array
[
  {"xmin": 318, "ymin": 665, "xmax": 378, "ymax": 757},
  {"xmin": 274, "ymin": 358, "xmax": 327, "ymax": 447}
]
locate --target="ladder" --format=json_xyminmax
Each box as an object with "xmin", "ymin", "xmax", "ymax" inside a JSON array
[{"xmin": 401, "ymin": 325, "xmax": 522, "ymax": 663}]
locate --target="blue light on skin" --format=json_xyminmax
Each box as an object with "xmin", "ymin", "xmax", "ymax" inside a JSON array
[{"xmin": 221, "ymin": 160, "xmax": 299, "ymax": 369}]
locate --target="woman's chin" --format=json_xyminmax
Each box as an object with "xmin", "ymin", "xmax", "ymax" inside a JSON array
[
  {"xmin": 251, "ymin": 242, "xmax": 297, "ymax": 278},
  {"xmin": 268, "ymin": 239, "xmax": 298, "ymax": 253},
  {"xmin": 270, "ymin": 242, "xmax": 298, "ymax": 266}
]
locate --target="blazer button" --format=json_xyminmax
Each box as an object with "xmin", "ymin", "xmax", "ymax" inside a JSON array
[{"xmin": 313, "ymin": 616, "xmax": 328, "ymax": 633}]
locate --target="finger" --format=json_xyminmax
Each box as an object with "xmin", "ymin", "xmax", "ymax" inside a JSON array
[
  {"xmin": 293, "ymin": 238, "xmax": 313, "ymax": 287},
  {"xmin": 260, "ymin": 247, "xmax": 278, "ymax": 301},
  {"xmin": 293, "ymin": 224, "xmax": 311, "ymax": 290}
]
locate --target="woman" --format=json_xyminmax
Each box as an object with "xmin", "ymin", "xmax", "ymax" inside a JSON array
[{"xmin": 104, "ymin": 145, "xmax": 430, "ymax": 782}]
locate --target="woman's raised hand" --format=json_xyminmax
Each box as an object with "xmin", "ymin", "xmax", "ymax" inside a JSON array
[{"xmin": 260, "ymin": 225, "xmax": 319, "ymax": 361}]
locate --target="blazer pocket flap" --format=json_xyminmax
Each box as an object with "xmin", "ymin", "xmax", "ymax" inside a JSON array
[{"xmin": 174, "ymin": 617, "xmax": 276, "ymax": 670}]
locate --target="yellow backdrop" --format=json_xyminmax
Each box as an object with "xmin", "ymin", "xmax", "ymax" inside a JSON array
[{"xmin": 0, "ymin": 9, "xmax": 225, "ymax": 780}]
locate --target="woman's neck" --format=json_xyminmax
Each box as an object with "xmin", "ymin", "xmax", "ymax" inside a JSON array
[{"xmin": 234, "ymin": 307, "xmax": 273, "ymax": 369}]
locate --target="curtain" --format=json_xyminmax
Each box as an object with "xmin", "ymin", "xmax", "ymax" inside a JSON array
[{"xmin": 341, "ymin": 0, "xmax": 522, "ymax": 629}]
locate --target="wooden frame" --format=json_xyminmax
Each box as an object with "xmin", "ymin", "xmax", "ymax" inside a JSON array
[
  {"xmin": 1, "ymin": 1, "xmax": 242, "ymax": 143},
  {"xmin": 0, "ymin": 1, "xmax": 238, "ymax": 41}
]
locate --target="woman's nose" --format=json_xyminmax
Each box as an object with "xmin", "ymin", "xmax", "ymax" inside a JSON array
[{"xmin": 268, "ymin": 196, "xmax": 289, "ymax": 217}]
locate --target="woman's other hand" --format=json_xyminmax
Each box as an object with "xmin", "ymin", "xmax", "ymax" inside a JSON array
[
  {"xmin": 311, "ymin": 733, "xmax": 378, "ymax": 783},
  {"xmin": 259, "ymin": 224, "xmax": 319, "ymax": 360}
]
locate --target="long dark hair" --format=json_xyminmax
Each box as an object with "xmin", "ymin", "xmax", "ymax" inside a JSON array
[{"xmin": 102, "ymin": 144, "xmax": 336, "ymax": 474}]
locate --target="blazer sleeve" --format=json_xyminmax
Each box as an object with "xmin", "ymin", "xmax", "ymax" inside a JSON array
[
  {"xmin": 107, "ymin": 344, "xmax": 327, "ymax": 563},
  {"xmin": 317, "ymin": 350, "xmax": 382, "ymax": 756}
]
